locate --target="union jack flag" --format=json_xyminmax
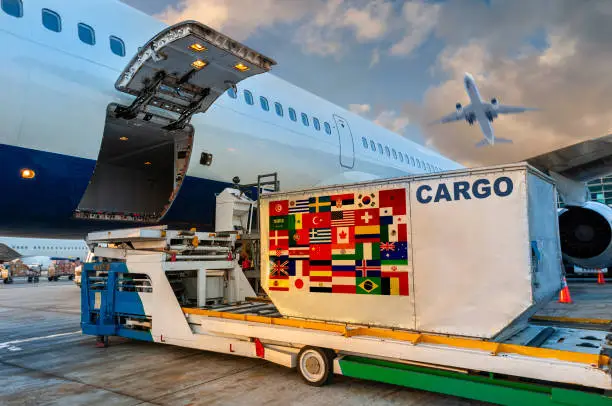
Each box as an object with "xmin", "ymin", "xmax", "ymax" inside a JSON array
[
  {"xmin": 380, "ymin": 242, "xmax": 396, "ymax": 252},
  {"xmin": 270, "ymin": 260, "xmax": 289, "ymax": 277}
]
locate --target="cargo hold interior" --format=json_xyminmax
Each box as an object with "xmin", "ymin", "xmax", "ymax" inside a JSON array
[{"xmin": 76, "ymin": 109, "xmax": 193, "ymax": 220}]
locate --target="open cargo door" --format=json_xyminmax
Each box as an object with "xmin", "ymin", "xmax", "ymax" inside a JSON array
[{"xmin": 114, "ymin": 20, "xmax": 276, "ymax": 130}]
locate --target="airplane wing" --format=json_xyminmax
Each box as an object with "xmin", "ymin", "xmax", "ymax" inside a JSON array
[
  {"xmin": 429, "ymin": 105, "xmax": 471, "ymax": 125},
  {"xmin": 526, "ymin": 133, "xmax": 612, "ymax": 203},
  {"xmin": 493, "ymin": 104, "xmax": 539, "ymax": 115}
]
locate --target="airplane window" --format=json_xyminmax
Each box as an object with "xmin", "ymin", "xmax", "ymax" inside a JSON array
[
  {"xmin": 78, "ymin": 23, "xmax": 96, "ymax": 45},
  {"xmin": 274, "ymin": 102, "xmax": 283, "ymax": 117},
  {"xmin": 289, "ymin": 108, "xmax": 297, "ymax": 121},
  {"xmin": 370, "ymin": 140, "xmax": 376, "ymax": 151},
  {"xmin": 313, "ymin": 117, "xmax": 321, "ymax": 131},
  {"xmin": 227, "ymin": 87, "xmax": 237, "ymax": 99},
  {"xmin": 42, "ymin": 9, "xmax": 61, "ymax": 32},
  {"xmin": 384, "ymin": 146, "xmax": 390, "ymax": 157},
  {"xmin": 260, "ymin": 96, "xmax": 270, "ymax": 111},
  {"xmin": 301, "ymin": 113, "xmax": 309, "ymax": 127},
  {"xmin": 410, "ymin": 156, "xmax": 415, "ymax": 166},
  {"xmin": 110, "ymin": 36, "xmax": 126, "ymax": 57},
  {"xmin": 1, "ymin": 0, "xmax": 22, "ymax": 18},
  {"xmin": 362, "ymin": 137, "xmax": 368, "ymax": 149},
  {"xmin": 324, "ymin": 122, "xmax": 332, "ymax": 134},
  {"xmin": 399, "ymin": 153, "xmax": 404, "ymax": 163},
  {"xmin": 392, "ymin": 149, "xmax": 397, "ymax": 159},
  {"xmin": 377, "ymin": 143, "xmax": 383, "ymax": 155},
  {"xmin": 244, "ymin": 90, "xmax": 254, "ymax": 105}
]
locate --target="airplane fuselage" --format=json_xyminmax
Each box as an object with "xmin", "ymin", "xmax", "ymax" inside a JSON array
[
  {"xmin": 1, "ymin": 0, "xmax": 462, "ymax": 238},
  {"xmin": 464, "ymin": 74, "xmax": 495, "ymax": 144}
]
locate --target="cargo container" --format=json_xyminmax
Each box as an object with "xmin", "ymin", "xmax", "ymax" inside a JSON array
[
  {"xmin": 48, "ymin": 260, "xmax": 76, "ymax": 281},
  {"xmin": 1, "ymin": 259, "xmax": 40, "ymax": 283},
  {"xmin": 260, "ymin": 163, "xmax": 562, "ymax": 340}
]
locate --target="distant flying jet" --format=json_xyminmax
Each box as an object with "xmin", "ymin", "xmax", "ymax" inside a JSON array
[{"xmin": 431, "ymin": 72, "xmax": 538, "ymax": 147}]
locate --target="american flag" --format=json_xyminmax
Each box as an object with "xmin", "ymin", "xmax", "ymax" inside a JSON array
[{"xmin": 331, "ymin": 210, "xmax": 355, "ymax": 227}]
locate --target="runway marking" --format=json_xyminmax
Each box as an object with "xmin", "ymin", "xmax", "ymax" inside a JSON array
[{"xmin": 0, "ymin": 330, "xmax": 81, "ymax": 352}]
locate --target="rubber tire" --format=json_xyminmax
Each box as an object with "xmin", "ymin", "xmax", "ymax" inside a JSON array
[
  {"xmin": 297, "ymin": 346, "xmax": 333, "ymax": 387},
  {"xmin": 53, "ymin": 276, "xmax": 59, "ymax": 281},
  {"xmin": 48, "ymin": 277, "xmax": 53, "ymax": 281},
  {"xmin": 27, "ymin": 277, "xmax": 32, "ymax": 283},
  {"xmin": 34, "ymin": 277, "xmax": 39, "ymax": 282},
  {"xmin": 69, "ymin": 275, "xmax": 74, "ymax": 281}
]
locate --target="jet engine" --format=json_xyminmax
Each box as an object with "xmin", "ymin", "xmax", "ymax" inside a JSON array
[
  {"xmin": 558, "ymin": 201, "xmax": 612, "ymax": 269},
  {"xmin": 455, "ymin": 102, "xmax": 462, "ymax": 113},
  {"xmin": 491, "ymin": 98, "xmax": 498, "ymax": 105}
]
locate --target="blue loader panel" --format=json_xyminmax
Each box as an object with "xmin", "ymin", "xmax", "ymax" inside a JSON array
[{"xmin": 81, "ymin": 262, "xmax": 153, "ymax": 342}]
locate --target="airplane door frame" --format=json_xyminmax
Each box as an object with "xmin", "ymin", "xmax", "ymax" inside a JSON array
[{"xmin": 333, "ymin": 114, "xmax": 355, "ymax": 169}]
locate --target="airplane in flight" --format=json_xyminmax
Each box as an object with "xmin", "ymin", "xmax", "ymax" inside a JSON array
[
  {"xmin": 0, "ymin": 0, "xmax": 611, "ymax": 271},
  {"xmin": 432, "ymin": 72, "xmax": 538, "ymax": 147}
]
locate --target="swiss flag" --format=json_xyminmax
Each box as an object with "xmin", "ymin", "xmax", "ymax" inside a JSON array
[
  {"xmin": 270, "ymin": 200, "xmax": 289, "ymax": 216},
  {"xmin": 379, "ymin": 189, "xmax": 406, "ymax": 215},
  {"xmin": 310, "ymin": 244, "xmax": 331, "ymax": 261},
  {"xmin": 304, "ymin": 212, "xmax": 331, "ymax": 229},
  {"xmin": 332, "ymin": 226, "xmax": 355, "ymax": 247},
  {"xmin": 354, "ymin": 209, "xmax": 380, "ymax": 227}
]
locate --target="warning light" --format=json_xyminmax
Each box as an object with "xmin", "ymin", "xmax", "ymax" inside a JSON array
[
  {"xmin": 20, "ymin": 168, "xmax": 35, "ymax": 179},
  {"xmin": 119, "ymin": 136, "xmax": 128, "ymax": 141},
  {"xmin": 191, "ymin": 60, "xmax": 207, "ymax": 70},
  {"xmin": 189, "ymin": 43, "xmax": 207, "ymax": 52},
  {"xmin": 144, "ymin": 161, "xmax": 152, "ymax": 166},
  {"xmin": 234, "ymin": 63, "xmax": 250, "ymax": 72}
]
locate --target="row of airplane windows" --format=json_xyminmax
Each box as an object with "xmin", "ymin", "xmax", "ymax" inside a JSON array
[
  {"xmin": 360, "ymin": 136, "xmax": 441, "ymax": 173},
  {"xmin": 227, "ymin": 88, "xmax": 334, "ymax": 135},
  {"xmin": 227, "ymin": 88, "xmax": 441, "ymax": 172},
  {"xmin": 2, "ymin": 0, "xmax": 127, "ymax": 57},
  {"xmin": 11, "ymin": 246, "xmax": 86, "ymax": 251}
]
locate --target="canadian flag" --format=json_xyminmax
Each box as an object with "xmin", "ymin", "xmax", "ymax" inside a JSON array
[{"xmin": 332, "ymin": 226, "xmax": 354, "ymax": 247}]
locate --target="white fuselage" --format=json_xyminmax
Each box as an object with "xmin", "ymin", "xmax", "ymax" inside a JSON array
[
  {"xmin": 0, "ymin": 0, "xmax": 463, "ymax": 238},
  {"xmin": 464, "ymin": 74, "xmax": 495, "ymax": 143}
]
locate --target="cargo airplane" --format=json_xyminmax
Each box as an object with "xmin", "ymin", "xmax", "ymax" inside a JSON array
[
  {"xmin": 1, "ymin": 0, "xmax": 612, "ymax": 270},
  {"xmin": 432, "ymin": 72, "xmax": 538, "ymax": 147}
]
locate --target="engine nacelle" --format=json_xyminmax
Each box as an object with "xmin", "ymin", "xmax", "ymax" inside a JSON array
[
  {"xmin": 455, "ymin": 102, "xmax": 462, "ymax": 113},
  {"xmin": 558, "ymin": 201, "xmax": 612, "ymax": 269},
  {"xmin": 491, "ymin": 97, "xmax": 498, "ymax": 105}
]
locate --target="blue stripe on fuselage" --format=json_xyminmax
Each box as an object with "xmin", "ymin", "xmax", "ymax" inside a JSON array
[{"xmin": 0, "ymin": 144, "xmax": 231, "ymax": 237}]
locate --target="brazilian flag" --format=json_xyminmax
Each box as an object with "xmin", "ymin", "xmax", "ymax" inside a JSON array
[
  {"xmin": 356, "ymin": 277, "xmax": 381, "ymax": 295},
  {"xmin": 270, "ymin": 216, "xmax": 288, "ymax": 230}
]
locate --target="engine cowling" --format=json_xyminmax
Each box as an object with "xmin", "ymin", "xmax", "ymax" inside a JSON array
[
  {"xmin": 558, "ymin": 201, "xmax": 612, "ymax": 269},
  {"xmin": 491, "ymin": 97, "xmax": 498, "ymax": 105},
  {"xmin": 455, "ymin": 102, "xmax": 462, "ymax": 113}
]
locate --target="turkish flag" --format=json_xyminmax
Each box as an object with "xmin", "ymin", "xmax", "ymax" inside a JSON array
[
  {"xmin": 304, "ymin": 212, "xmax": 331, "ymax": 229},
  {"xmin": 379, "ymin": 189, "xmax": 406, "ymax": 215},
  {"xmin": 354, "ymin": 208, "xmax": 380, "ymax": 227},
  {"xmin": 270, "ymin": 200, "xmax": 289, "ymax": 216}
]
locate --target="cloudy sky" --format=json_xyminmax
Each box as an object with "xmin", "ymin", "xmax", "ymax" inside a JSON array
[{"xmin": 121, "ymin": 0, "xmax": 612, "ymax": 167}]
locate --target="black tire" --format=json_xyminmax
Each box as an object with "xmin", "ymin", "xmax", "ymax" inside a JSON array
[
  {"xmin": 53, "ymin": 276, "xmax": 59, "ymax": 281},
  {"xmin": 27, "ymin": 277, "xmax": 32, "ymax": 283},
  {"xmin": 34, "ymin": 277, "xmax": 39, "ymax": 283},
  {"xmin": 2, "ymin": 278, "xmax": 7, "ymax": 284},
  {"xmin": 48, "ymin": 277, "xmax": 53, "ymax": 281},
  {"xmin": 69, "ymin": 275, "xmax": 74, "ymax": 281},
  {"xmin": 297, "ymin": 346, "xmax": 333, "ymax": 387}
]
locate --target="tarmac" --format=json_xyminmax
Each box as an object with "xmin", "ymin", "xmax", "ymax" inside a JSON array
[{"xmin": 0, "ymin": 279, "xmax": 486, "ymax": 406}]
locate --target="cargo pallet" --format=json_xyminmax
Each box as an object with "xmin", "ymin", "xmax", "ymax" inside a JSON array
[{"xmin": 81, "ymin": 226, "xmax": 612, "ymax": 406}]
